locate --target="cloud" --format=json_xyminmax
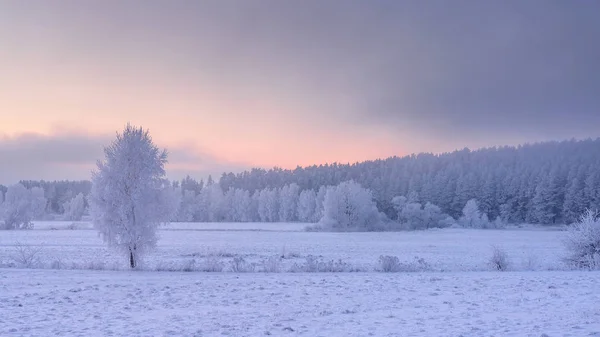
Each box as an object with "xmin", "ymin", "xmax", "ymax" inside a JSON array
[
  {"xmin": 1, "ymin": 0, "xmax": 598, "ymax": 165},
  {"xmin": 0, "ymin": 132, "xmax": 248, "ymax": 185}
]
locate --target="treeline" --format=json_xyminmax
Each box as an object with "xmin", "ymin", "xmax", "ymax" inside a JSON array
[
  {"xmin": 12, "ymin": 180, "xmax": 91, "ymax": 214},
  {"xmin": 218, "ymin": 139, "xmax": 600, "ymax": 224},
  {"xmin": 2, "ymin": 139, "xmax": 599, "ymax": 225}
]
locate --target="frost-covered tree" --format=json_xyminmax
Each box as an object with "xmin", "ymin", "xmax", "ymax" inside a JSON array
[
  {"xmin": 1, "ymin": 183, "xmax": 36, "ymax": 230},
  {"xmin": 224, "ymin": 188, "xmax": 252, "ymax": 222},
  {"xmin": 207, "ymin": 183, "xmax": 225, "ymax": 222},
  {"xmin": 176, "ymin": 189, "xmax": 196, "ymax": 222},
  {"xmin": 314, "ymin": 186, "xmax": 327, "ymax": 222},
  {"xmin": 563, "ymin": 209, "xmax": 600, "ymax": 270},
  {"xmin": 563, "ymin": 175, "xmax": 587, "ymax": 224},
  {"xmin": 63, "ymin": 192, "xmax": 86, "ymax": 221},
  {"xmin": 257, "ymin": 188, "xmax": 279, "ymax": 222},
  {"xmin": 459, "ymin": 199, "xmax": 489, "ymax": 228},
  {"xmin": 297, "ymin": 189, "xmax": 317, "ymax": 222},
  {"xmin": 391, "ymin": 196, "xmax": 407, "ymax": 220},
  {"xmin": 531, "ymin": 170, "xmax": 563, "ymax": 224},
  {"xmin": 320, "ymin": 181, "xmax": 381, "ymax": 231},
  {"xmin": 30, "ymin": 187, "xmax": 47, "ymax": 220},
  {"xmin": 89, "ymin": 124, "xmax": 174, "ymax": 268},
  {"xmin": 279, "ymin": 183, "xmax": 300, "ymax": 222},
  {"xmin": 422, "ymin": 202, "xmax": 454, "ymax": 229},
  {"xmin": 392, "ymin": 197, "xmax": 452, "ymax": 230},
  {"xmin": 236, "ymin": 189, "xmax": 253, "ymax": 222}
]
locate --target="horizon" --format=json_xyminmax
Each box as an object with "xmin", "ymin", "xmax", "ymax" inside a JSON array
[{"xmin": 1, "ymin": 1, "xmax": 599, "ymax": 183}]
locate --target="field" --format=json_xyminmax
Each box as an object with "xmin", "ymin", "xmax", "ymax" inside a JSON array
[{"xmin": 1, "ymin": 222, "xmax": 599, "ymax": 336}]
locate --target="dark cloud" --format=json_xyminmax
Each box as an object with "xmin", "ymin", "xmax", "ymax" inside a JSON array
[
  {"xmin": 51, "ymin": 0, "xmax": 599, "ymax": 139},
  {"xmin": 1, "ymin": 0, "xmax": 598, "ymax": 163},
  {"xmin": 0, "ymin": 132, "xmax": 247, "ymax": 184}
]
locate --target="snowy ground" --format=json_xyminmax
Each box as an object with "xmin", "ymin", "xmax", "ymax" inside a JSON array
[
  {"xmin": 0, "ymin": 222, "xmax": 568, "ymax": 271},
  {"xmin": 1, "ymin": 269, "xmax": 599, "ymax": 336},
  {"xmin": 1, "ymin": 222, "xmax": 598, "ymax": 336}
]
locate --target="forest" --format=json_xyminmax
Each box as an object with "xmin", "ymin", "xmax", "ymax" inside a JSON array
[{"xmin": 1, "ymin": 139, "xmax": 598, "ymax": 226}]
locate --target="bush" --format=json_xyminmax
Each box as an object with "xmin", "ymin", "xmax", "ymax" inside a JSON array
[
  {"xmin": 379, "ymin": 255, "xmax": 401, "ymax": 272},
  {"xmin": 229, "ymin": 257, "xmax": 255, "ymax": 273},
  {"xmin": 289, "ymin": 255, "xmax": 357, "ymax": 272},
  {"xmin": 10, "ymin": 242, "xmax": 43, "ymax": 268},
  {"xmin": 489, "ymin": 246, "xmax": 510, "ymax": 271},
  {"xmin": 378, "ymin": 255, "xmax": 431, "ymax": 272},
  {"xmin": 199, "ymin": 256, "xmax": 224, "ymax": 272},
  {"xmin": 260, "ymin": 256, "xmax": 282, "ymax": 273},
  {"xmin": 563, "ymin": 209, "xmax": 600, "ymax": 270}
]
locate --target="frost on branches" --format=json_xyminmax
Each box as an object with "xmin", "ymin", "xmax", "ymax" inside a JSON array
[
  {"xmin": 319, "ymin": 181, "xmax": 382, "ymax": 231},
  {"xmin": 89, "ymin": 124, "xmax": 174, "ymax": 268},
  {"xmin": 564, "ymin": 209, "xmax": 600, "ymax": 270},
  {"xmin": 63, "ymin": 193, "xmax": 86, "ymax": 221},
  {"xmin": 0, "ymin": 183, "xmax": 43, "ymax": 230}
]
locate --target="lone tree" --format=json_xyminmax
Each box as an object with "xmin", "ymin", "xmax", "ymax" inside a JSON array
[{"xmin": 89, "ymin": 124, "xmax": 172, "ymax": 268}]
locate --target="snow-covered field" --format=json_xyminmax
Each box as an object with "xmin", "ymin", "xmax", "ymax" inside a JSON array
[
  {"xmin": 2, "ymin": 270, "xmax": 599, "ymax": 336},
  {"xmin": 0, "ymin": 222, "xmax": 568, "ymax": 272},
  {"xmin": 1, "ymin": 222, "xmax": 599, "ymax": 336}
]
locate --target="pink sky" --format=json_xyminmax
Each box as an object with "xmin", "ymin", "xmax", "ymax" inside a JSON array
[{"xmin": 1, "ymin": 1, "xmax": 598, "ymax": 183}]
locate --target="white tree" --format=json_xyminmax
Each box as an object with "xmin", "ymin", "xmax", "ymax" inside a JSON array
[
  {"xmin": 223, "ymin": 187, "xmax": 236, "ymax": 222},
  {"xmin": 206, "ymin": 183, "xmax": 225, "ymax": 222},
  {"xmin": 30, "ymin": 187, "xmax": 47, "ymax": 220},
  {"xmin": 399, "ymin": 202, "xmax": 424, "ymax": 229},
  {"xmin": 257, "ymin": 188, "xmax": 279, "ymax": 222},
  {"xmin": 422, "ymin": 202, "xmax": 453, "ymax": 229},
  {"xmin": 297, "ymin": 189, "xmax": 317, "ymax": 222},
  {"xmin": 165, "ymin": 182, "xmax": 183, "ymax": 221},
  {"xmin": 279, "ymin": 183, "xmax": 300, "ymax": 222},
  {"xmin": 234, "ymin": 188, "xmax": 252, "ymax": 222},
  {"xmin": 459, "ymin": 199, "xmax": 489, "ymax": 228},
  {"xmin": 320, "ymin": 181, "xmax": 381, "ymax": 231},
  {"xmin": 89, "ymin": 124, "xmax": 173, "ymax": 268},
  {"xmin": 1, "ymin": 183, "xmax": 35, "ymax": 230},
  {"xmin": 563, "ymin": 209, "xmax": 600, "ymax": 270},
  {"xmin": 63, "ymin": 192, "xmax": 86, "ymax": 221},
  {"xmin": 314, "ymin": 186, "xmax": 328, "ymax": 222},
  {"xmin": 391, "ymin": 195, "xmax": 408, "ymax": 220},
  {"xmin": 176, "ymin": 189, "xmax": 196, "ymax": 222}
]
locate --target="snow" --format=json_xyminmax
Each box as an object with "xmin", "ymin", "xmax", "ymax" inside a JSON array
[
  {"xmin": 1, "ymin": 224, "xmax": 568, "ymax": 271},
  {"xmin": 29, "ymin": 221, "xmax": 308, "ymax": 232},
  {"xmin": 1, "ymin": 269, "xmax": 599, "ymax": 336},
  {"xmin": 1, "ymin": 222, "xmax": 598, "ymax": 336}
]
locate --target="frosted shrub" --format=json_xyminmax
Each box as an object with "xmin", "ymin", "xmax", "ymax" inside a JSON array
[
  {"xmin": 260, "ymin": 256, "xmax": 282, "ymax": 273},
  {"xmin": 489, "ymin": 246, "xmax": 510, "ymax": 271},
  {"xmin": 181, "ymin": 259, "xmax": 197, "ymax": 272},
  {"xmin": 10, "ymin": 242, "xmax": 43, "ymax": 268},
  {"xmin": 230, "ymin": 257, "xmax": 255, "ymax": 273},
  {"xmin": 522, "ymin": 253, "xmax": 539, "ymax": 271},
  {"xmin": 200, "ymin": 256, "xmax": 224, "ymax": 272},
  {"xmin": 563, "ymin": 209, "xmax": 600, "ymax": 270},
  {"xmin": 289, "ymin": 255, "xmax": 356, "ymax": 272},
  {"xmin": 379, "ymin": 255, "xmax": 401, "ymax": 272},
  {"xmin": 83, "ymin": 261, "xmax": 107, "ymax": 270},
  {"xmin": 378, "ymin": 255, "xmax": 431, "ymax": 272},
  {"xmin": 50, "ymin": 259, "xmax": 63, "ymax": 270}
]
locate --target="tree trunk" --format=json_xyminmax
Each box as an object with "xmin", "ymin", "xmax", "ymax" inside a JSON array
[{"xmin": 129, "ymin": 248, "xmax": 136, "ymax": 269}]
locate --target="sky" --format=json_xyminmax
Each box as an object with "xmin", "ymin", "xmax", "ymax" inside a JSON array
[{"xmin": 1, "ymin": 0, "xmax": 599, "ymax": 184}]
